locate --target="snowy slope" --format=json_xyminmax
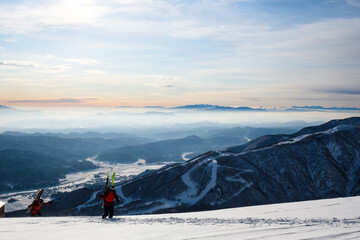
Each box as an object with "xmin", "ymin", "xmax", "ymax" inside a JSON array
[{"xmin": 1, "ymin": 196, "xmax": 360, "ymax": 240}]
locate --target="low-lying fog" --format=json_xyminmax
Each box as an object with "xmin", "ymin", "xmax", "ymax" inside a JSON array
[{"xmin": 0, "ymin": 106, "xmax": 359, "ymax": 134}]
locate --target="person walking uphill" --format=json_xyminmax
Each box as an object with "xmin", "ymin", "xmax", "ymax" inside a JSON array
[
  {"xmin": 100, "ymin": 186, "xmax": 119, "ymax": 218},
  {"xmin": 27, "ymin": 199, "xmax": 52, "ymax": 217}
]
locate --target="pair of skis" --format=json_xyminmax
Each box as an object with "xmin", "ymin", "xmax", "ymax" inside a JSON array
[{"xmin": 105, "ymin": 172, "xmax": 116, "ymax": 190}]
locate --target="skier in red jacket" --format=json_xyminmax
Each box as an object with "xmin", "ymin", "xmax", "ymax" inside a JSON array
[
  {"xmin": 27, "ymin": 199, "xmax": 52, "ymax": 217},
  {"xmin": 100, "ymin": 187, "xmax": 119, "ymax": 218}
]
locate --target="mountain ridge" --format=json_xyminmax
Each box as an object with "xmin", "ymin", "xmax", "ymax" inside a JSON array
[
  {"xmin": 106, "ymin": 117, "xmax": 360, "ymax": 214},
  {"xmin": 5, "ymin": 117, "xmax": 360, "ymax": 217}
]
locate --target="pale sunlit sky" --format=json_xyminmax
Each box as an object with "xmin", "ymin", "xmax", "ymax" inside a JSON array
[{"xmin": 0, "ymin": 0, "xmax": 360, "ymax": 109}]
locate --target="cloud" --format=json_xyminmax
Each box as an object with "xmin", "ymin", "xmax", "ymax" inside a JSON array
[
  {"xmin": 0, "ymin": 0, "xmax": 176, "ymax": 34},
  {"xmin": 65, "ymin": 58, "xmax": 99, "ymax": 65},
  {"xmin": 0, "ymin": 0, "xmax": 110, "ymax": 34},
  {"xmin": 136, "ymin": 75, "xmax": 181, "ymax": 88},
  {"xmin": 347, "ymin": 0, "xmax": 360, "ymax": 7},
  {"xmin": 82, "ymin": 69, "xmax": 107, "ymax": 75},
  {"xmin": 0, "ymin": 60, "xmax": 69, "ymax": 72},
  {"xmin": 315, "ymin": 88, "xmax": 360, "ymax": 95},
  {"xmin": 3, "ymin": 37, "xmax": 17, "ymax": 42},
  {"xmin": 0, "ymin": 0, "xmax": 261, "ymax": 38},
  {"xmin": 0, "ymin": 61, "xmax": 35, "ymax": 68},
  {"xmin": 0, "ymin": 0, "xmax": 359, "ymax": 109},
  {"xmin": 7, "ymin": 98, "xmax": 98, "ymax": 103}
]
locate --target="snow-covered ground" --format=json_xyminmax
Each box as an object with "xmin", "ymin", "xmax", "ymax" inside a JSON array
[
  {"xmin": 1, "ymin": 196, "xmax": 360, "ymax": 239},
  {"xmin": 0, "ymin": 157, "xmax": 166, "ymax": 212}
]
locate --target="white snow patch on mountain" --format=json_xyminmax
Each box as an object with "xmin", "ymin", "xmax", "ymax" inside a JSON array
[
  {"xmin": 276, "ymin": 134, "xmax": 311, "ymax": 146},
  {"xmin": 182, "ymin": 152, "xmax": 193, "ymax": 160},
  {"xmin": 76, "ymin": 191, "xmax": 99, "ymax": 211},
  {"xmin": 279, "ymin": 125, "xmax": 356, "ymax": 147},
  {"xmin": 224, "ymin": 167, "xmax": 254, "ymax": 197},
  {"xmin": 2, "ymin": 196, "xmax": 360, "ymax": 240},
  {"xmin": 327, "ymin": 142, "xmax": 342, "ymax": 163},
  {"xmin": 176, "ymin": 158, "xmax": 218, "ymax": 204},
  {"xmin": 325, "ymin": 125, "xmax": 355, "ymax": 134},
  {"xmin": 114, "ymin": 186, "xmax": 134, "ymax": 206},
  {"xmin": 135, "ymin": 159, "xmax": 146, "ymax": 165}
]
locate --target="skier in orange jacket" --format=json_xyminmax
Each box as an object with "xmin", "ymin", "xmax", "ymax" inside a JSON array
[{"xmin": 27, "ymin": 199, "xmax": 52, "ymax": 217}]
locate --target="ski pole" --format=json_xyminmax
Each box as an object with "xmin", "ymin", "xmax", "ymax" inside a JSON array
[
  {"xmin": 90, "ymin": 197, "xmax": 101, "ymax": 218},
  {"xmin": 115, "ymin": 202, "xmax": 119, "ymax": 217}
]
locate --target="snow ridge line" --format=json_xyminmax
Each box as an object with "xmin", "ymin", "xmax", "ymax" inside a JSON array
[{"xmin": 227, "ymin": 124, "xmax": 357, "ymax": 157}]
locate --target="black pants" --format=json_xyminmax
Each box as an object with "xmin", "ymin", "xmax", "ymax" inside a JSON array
[{"xmin": 102, "ymin": 205, "xmax": 114, "ymax": 218}]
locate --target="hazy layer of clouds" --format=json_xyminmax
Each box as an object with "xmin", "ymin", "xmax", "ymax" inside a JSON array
[
  {"xmin": 0, "ymin": 60, "xmax": 70, "ymax": 73},
  {"xmin": 314, "ymin": 89, "xmax": 360, "ymax": 95},
  {"xmin": 7, "ymin": 97, "xmax": 99, "ymax": 104}
]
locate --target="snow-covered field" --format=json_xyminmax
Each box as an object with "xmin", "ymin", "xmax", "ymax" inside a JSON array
[{"xmin": 2, "ymin": 196, "xmax": 360, "ymax": 239}]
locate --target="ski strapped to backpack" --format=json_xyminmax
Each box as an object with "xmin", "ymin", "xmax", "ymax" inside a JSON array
[{"xmin": 26, "ymin": 189, "xmax": 44, "ymax": 214}]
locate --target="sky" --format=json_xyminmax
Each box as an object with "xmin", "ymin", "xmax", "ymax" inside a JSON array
[{"xmin": 0, "ymin": 0, "xmax": 360, "ymax": 109}]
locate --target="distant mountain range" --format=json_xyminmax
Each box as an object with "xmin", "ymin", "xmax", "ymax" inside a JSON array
[
  {"xmin": 98, "ymin": 127, "xmax": 298, "ymax": 163},
  {"xmin": 115, "ymin": 104, "xmax": 360, "ymax": 111},
  {"xmin": 0, "ymin": 132, "xmax": 153, "ymax": 193},
  {"xmin": 115, "ymin": 104, "xmax": 266, "ymax": 111},
  {"xmin": 116, "ymin": 104, "xmax": 265, "ymax": 111},
  {"xmin": 0, "ymin": 149, "xmax": 94, "ymax": 192},
  {"xmin": 1, "ymin": 104, "xmax": 359, "ymax": 115},
  {"xmin": 0, "ymin": 105, "xmax": 16, "ymax": 111},
  {"xmin": 173, "ymin": 104, "xmax": 266, "ymax": 111},
  {"xmin": 98, "ymin": 135, "xmax": 248, "ymax": 163},
  {"xmin": 7, "ymin": 116, "xmax": 358, "ymax": 217},
  {"xmin": 289, "ymin": 106, "xmax": 360, "ymax": 111},
  {"xmin": 65, "ymin": 117, "xmax": 360, "ymax": 216}
]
